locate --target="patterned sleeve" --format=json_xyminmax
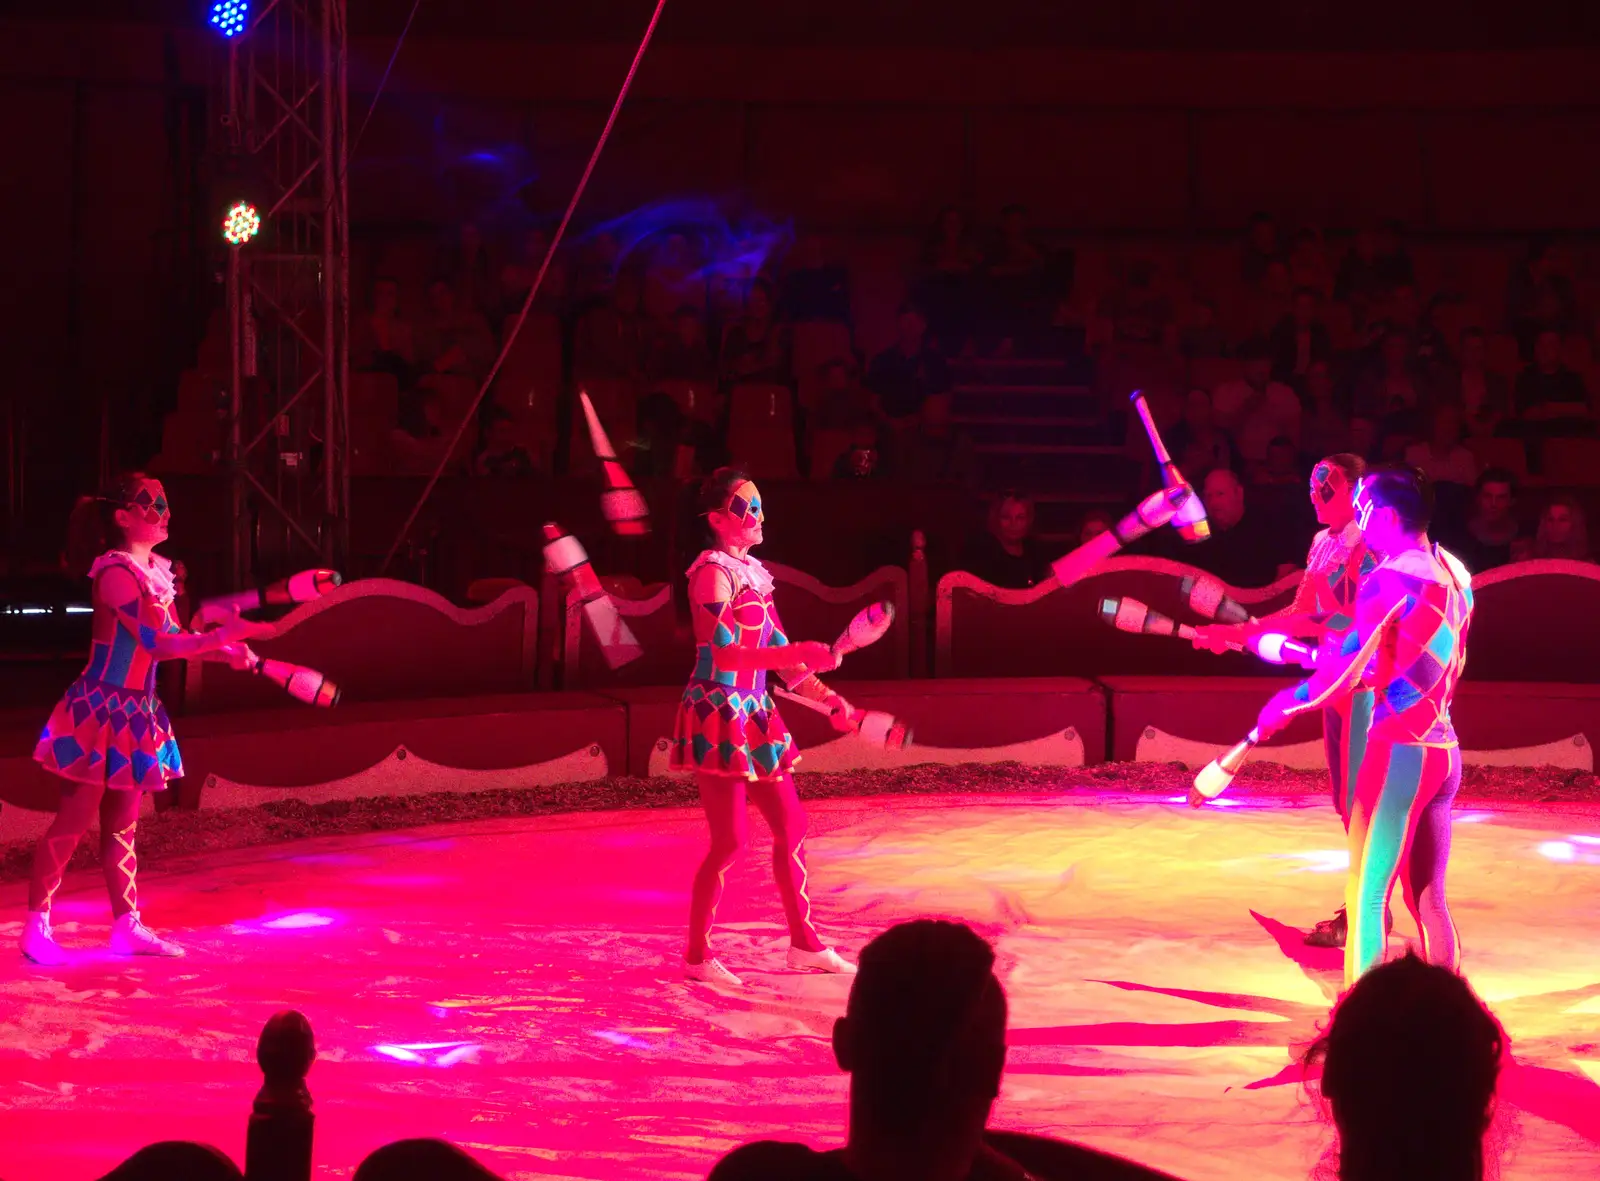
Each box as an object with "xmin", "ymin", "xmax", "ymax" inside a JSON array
[
  {"xmin": 1284, "ymin": 569, "xmax": 1408, "ymax": 715},
  {"xmin": 92, "ymin": 564, "xmax": 161, "ymax": 652},
  {"xmin": 687, "ymin": 564, "xmax": 739, "ymax": 649}
]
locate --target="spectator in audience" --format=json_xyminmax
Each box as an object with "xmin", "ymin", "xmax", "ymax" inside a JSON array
[
  {"xmin": 917, "ymin": 206, "xmax": 983, "ymax": 355},
  {"xmin": 1513, "ymin": 327, "xmax": 1592, "ymax": 425},
  {"xmin": 437, "ymin": 221, "xmax": 497, "ymax": 322},
  {"xmin": 418, "ymin": 279, "xmax": 495, "ymax": 382},
  {"xmin": 709, "ymin": 920, "xmax": 1043, "ymax": 1181},
  {"xmin": 1270, "ymin": 287, "xmax": 1333, "ymax": 383},
  {"xmin": 1353, "ymin": 328, "xmax": 1429, "ymax": 430},
  {"xmin": 99, "ymin": 1141, "xmax": 242, "ymax": 1181},
  {"xmin": 985, "ymin": 204, "xmax": 1046, "ymax": 353},
  {"xmin": 1102, "ymin": 258, "xmax": 1171, "ymax": 346},
  {"xmin": 1300, "ymin": 360, "xmax": 1352, "ymax": 461},
  {"xmin": 1249, "ymin": 258, "xmax": 1295, "ymax": 337},
  {"xmin": 1166, "ymin": 387, "xmax": 1241, "ymax": 480},
  {"xmin": 1179, "ymin": 468, "xmax": 1296, "ymax": 587},
  {"xmin": 1531, "ymin": 494, "xmax": 1592, "ymax": 562},
  {"xmin": 1404, "ymin": 404, "xmax": 1478, "ymax": 488},
  {"xmin": 1508, "ymin": 237, "xmax": 1579, "ymax": 357},
  {"xmin": 893, "ymin": 390, "xmax": 978, "ymax": 488},
  {"xmin": 1307, "ymin": 953, "xmax": 1505, "ymax": 1181},
  {"xmin": 1253, "ymin": 435, "xmax": 1301, "ymax": 486},
  {"xmin": 1335, "ymin": 222, "xmax": 1412, "ymax": 325},
  {"xmin": 1348, "ymin": 414, "xmax": 1379, "ymax": 463},
  {"xmin": 498, "ymin": 226, "xmax": 567, "ymax": 320},
  {"xmin": 644, "ymin": 231, "xmax": 706, "ymax": 323},
  {"xmin": 1288, "ymin": 225, "xmax": 1333, "ymax": 296},
  {"xmin": 355, "ymin": 1139, "xmax": 502, "ymax": 1181},
  {"xmin": 574, "ymin": 268, "xmax": 649, "ymax": 382},
  {"xmin": 353, "ymin": 276, "xmax": 418, "ymax": 389},
  {"xmin": 1179, "ymin": 296, "xmax": 1230, "ymax": 360},
  {"xmin": 866, "ymin": 305, "xmax": 952, "ymax": 423},
  {"xmin": 1079, "ymin": 510, "xmax": 1113, "ymax": 545},
  {"xmin": 720, "ymin": 277, "xmax": 791, "ymax": 388},
  {"xmin": 391, "ymin": 385, "xmax": 455, "ymax": 474},
  {"xmin": 474, "ymin": 406, "xmax": 536, "ymax": 478},
  {"xmin": 831, "ymin": 420, "xmax": 889, "ymax": 481},
  {"xmin": 812, "ymin": 357, "xmax": 880, "ymax": 432},
  {"xmin": 1445, "ymin": 327, "xmax": 1510, "ymax": 439},
  {"xmin": 1213, "ymin": 338, "xmax": 1302, "ymax": 466},
  {"xmin": 961, "ymin": 491, "xmax": 1051, "ymax": 589},
  {"xmin": 782, "ymin": 234, "xmax": 851, "ymax": 324},
  {"xmin": 1450, "ymin": 468, "xmax": 1521, "ymax": 573},
  {"xmin": 647, "ymin": 304, "xmax": 719, "ymax": 386},
  {"xmin": 1241, "ymin": 211, "xmax": 1280, "ymax": 285},
  {"xmin": 568, "ymin": 230, "xmax": 620, "ymax": 315}
]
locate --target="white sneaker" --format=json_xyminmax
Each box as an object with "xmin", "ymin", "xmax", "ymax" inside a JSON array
[
  {"xmin": 20, "ymin": 912, "xmax": 68, "ymax": 966},
  {"xmin": 684, "ymin": 957, "xmax": 742, "ymax": 986},
  {"xmin": 787, "ymin": 946, "xmax": 857, "ymax": 975},
  {"xmin": 109, "ymin": 912, "xmax": 185, "ymax": 958}
]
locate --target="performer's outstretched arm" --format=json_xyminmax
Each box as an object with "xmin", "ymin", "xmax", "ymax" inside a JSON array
[{"xmin": 97, "ymin": 567, "xmax": 263, "ymax": 662}]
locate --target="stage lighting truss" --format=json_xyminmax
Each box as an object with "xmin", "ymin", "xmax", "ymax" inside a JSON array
[
  {"xmin": 222, "ymin": 201, "xmax": 261, "ymax": 246},
  {"xmin": 209, "ymin": 0, "xmax": 250, "ymax": 38}
]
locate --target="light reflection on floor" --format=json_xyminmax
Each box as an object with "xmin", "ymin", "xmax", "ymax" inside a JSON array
[{"xmin": 2, "ymin": 791, "xmax": 1599, "ymax": 1180}]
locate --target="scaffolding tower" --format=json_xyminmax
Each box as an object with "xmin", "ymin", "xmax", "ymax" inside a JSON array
[{"xmin": 219, "ymin": 0, "xmax": 350, "ymax": 590}]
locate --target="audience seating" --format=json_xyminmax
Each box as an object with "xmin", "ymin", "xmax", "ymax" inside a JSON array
[
  {"xmin": 1539, "ymin": 437, "xmax": 1600, "ymax": 487},
  {"xmin": 1464, "ymin": 435, "xmax": 1528, "ymax": 479},
  {"xmin": 728, "ymin": 382, "xmax": 800, "ymax": 478}
]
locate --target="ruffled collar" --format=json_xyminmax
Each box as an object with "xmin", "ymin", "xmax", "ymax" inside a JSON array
[
  {"xmin": 90, "ymin": 550, "xmax": 177, "ymax": 606},
  {"xmin": 687, "ymin": 548, "xmax": 774, "ymax": 596}
]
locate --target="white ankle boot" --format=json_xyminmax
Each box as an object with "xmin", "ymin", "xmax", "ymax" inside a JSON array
[
  {"xmin": 20, "ymin": 912, "xmax": 68, "ymax": 966},
  {"xmin": 110, "ymin": 912, "xmax": 184, "ymax": 958}
]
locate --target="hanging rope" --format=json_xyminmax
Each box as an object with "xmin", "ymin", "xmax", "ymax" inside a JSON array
[{"xmin": 378, "ymin": 0, "xmax": 672, "ymax": 575}]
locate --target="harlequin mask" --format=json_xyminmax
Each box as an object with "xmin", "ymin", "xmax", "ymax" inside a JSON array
[
  {"xmin": 724, "ymin": 480, "xmax": 763, "ymax": 525},
  {"xmin": 126, "ymin": 482, "xmax": 170, "ymax": 526},
  {"xmin": 1311, "ymin": 461, "xmax": 1349, "ymax": 507},
  {"xmin": 1353, "ymin": 478, "xmax": 1377, "ymax": 532}
]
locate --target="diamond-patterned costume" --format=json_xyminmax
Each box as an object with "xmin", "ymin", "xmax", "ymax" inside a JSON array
[
  {"xmin": 669, "ymin": 550, "xmax": 798, "ymax": 780},
  {"xmin": 33, "ymin": 551, "xmax": 184, "ymax": 791}
]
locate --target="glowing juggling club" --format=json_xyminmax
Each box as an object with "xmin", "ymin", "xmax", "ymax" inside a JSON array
[
  {"xmin": 195, "ymin": 569, "xmax": 341, "ymax": 626},
  {"xmin": 1179, "ymin": 573, "xmax": 1254, "ymax": 625},
  {"xmin": 542, "ymin": 522, "xmax": 642, "ymax": 670},
  {"xmin": 1131, "ymin": 391, "xmax": 1209, "ymax": 543},
  {"xmin": 1189, "ymin": 729, "xmax": 1259, "ymax": 808},
  {"xmin": 1098, "ymin": 597, "xmax": 1317, "ymax": 669},
  {"xmin": 1050, "ymin": 484, "xmax": 1193, "ymax": 589},
  {"xmin": 774, "ymin": 687, "xmax": 914, "ymax": 753},
  {"xmin": 578, "ymin": 390, "xmax": 650, "ymax": 537},
  {"xmin": 219, "ymin": 646, "xmax": 341, "ymax": 707},
  {"xmin": 832, "ymin": 601, "xmax": 895, "ymax": 663}
]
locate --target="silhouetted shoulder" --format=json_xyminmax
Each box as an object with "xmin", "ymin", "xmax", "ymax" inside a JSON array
[{"xmin": 708, "ymin": 1141, "xmax": 850, "ymax": 1181}]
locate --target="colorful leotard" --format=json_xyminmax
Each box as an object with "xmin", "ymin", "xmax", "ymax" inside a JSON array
[
  {"xmin": 33, "ymin": 551, "xmax": 184, "ymax": 790},
  {"xmin": 669, "ymin": 550, "xmax": 799, "ymax": 780},
  {"xmin": 1292, "ymin": 519, "xmax": 1380, "ymax": 821},
  {"xmin": 1340, "ymin": 544, "xmax": 1474, "ymax": 984}
]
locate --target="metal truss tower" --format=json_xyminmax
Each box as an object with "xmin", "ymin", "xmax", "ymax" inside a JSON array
[{"xmin": 219, "ymin": 0, "xmax": 349, "ymax": 589}]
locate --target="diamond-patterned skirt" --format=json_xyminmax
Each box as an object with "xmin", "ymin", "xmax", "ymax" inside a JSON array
[
  {"xmin": 668, "ymin": 680, "xmax": 798, "ymax": 780},
  {"xmin": 33, "ymin": 676, "xmax": 182, "ymax": 791}
]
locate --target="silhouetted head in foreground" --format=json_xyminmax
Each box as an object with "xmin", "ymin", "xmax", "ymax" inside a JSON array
[
  {"xmin": 353, "ymin": 1138, "xmax": 502, "ymax": 1181},
  {"xmin": 1307, "ymin": 953, "xmax": 1506, "ymax": 1181}
]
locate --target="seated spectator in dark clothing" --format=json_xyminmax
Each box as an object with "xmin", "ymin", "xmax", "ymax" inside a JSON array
[
  {"xmin": 708, "ymin": 921, "xmax": 1032, "ymax": 1181},
  {"xmin": 473, "ymin": 407, "xmax": 536, "ymax": 478},
  {"xmin": 1532, "ymin": 494, "xmax": 1593, "ymax": 562},
  {"xmin": 1300, "ymin": 361, "xmax": 1352, "ymax": 461},
  {"xmin": 1403, "ymin": 404, "xmax": 1478, "ymax": 488},
  {"xmin": 866, "ymin": 305, "xmax": 952, "ymax": 422},
  {"xmin": 100, "ymin": 1140, "xmax": 242, "ymax": 1181},
  {"xmin": 1179, "ymin": 297, "xmax": 1231, "ymax": 361},
  {"xmin": 1508, "ymin": 237, "xmax": 1579, "ymax": 358},
  {"xmin": 831, "ymin": 421, "xmax": 890, "ymax": 481},
  {"xmin": 893, "ymin": 391, "xmax": 978, "ymax": 488},
  {"xmin": 1240, "ymin": 211, "xmax": 1280, "ymax": 286},
  {"xmin": 1445, "ymin": 468, "xmax": 1522, "ymax": 573},
  {"xmin": 812, "ymin": 358, "xmax": 880, "ymax": 432},
  {"xmin": 960, "ymin": 492, "xmax": 1052, "ymax": 590},
  {"xmin": 1306, "ymin": 954, "xmax": 1505, "ymax": 1181},
  {"xmin": 1352, "ymin": 328, "xmax": 1430, "ymax": 432},
  {"xmin": 352, "ymin": 276, "xmax": 418, "ymax": 388},
  {"xmin": 575, "ymin": 269, "xmax": 649, "ymax": 382},
  {"xmin": 418, "ymin": 279, "xmax": 495, "ymax": 382},
  {"xmin": 1348, "ymin": 414, "xmax": 1379, "ymax": 464},
  {"xmin": 1101, "ymin": 258, "xmax": 1171, "ymax": 346},
  {"xmin": 720, "ymin": 277, "xmax": 791, "ymax": 388},
  {"xmin": 630, "ymin": 390, "xmax": 688, "ymax": 479},
  {"xmin": 1334, "ymin": 221, "xmax": 1414, "ymax": 320},
  {"xmin": 916, "ymin": 206, "xmax": 984, "ymax": 356},
  {"xmin": 1166, "ymin": 388, "xmax": 1242, "ymax": 481},
  {"xmin": 782, "ymin": 234, "xmax": 851, "ymax": 323},
  {"xmin": 1446, "ymin": 327, "xmax": 1511, "ymax": 439},
  {"xmin": 1288, "ymin": 225, "xmax": 1332, "ymax": 296},
  {"xmin": 392, "ymin": 386, "xmax": 458, "ymax": 475},
  {"xmin": 1513, "ymin": 328, "xmax": 1592, "ymax": 424},
  {"xmin": 1245, "ymin": 258, "xmax": 1294, "ymax": 338},
  {"xmin": 1270, "ymin": 288, "xmax": 1333, "ymax": 384},
  {"xmin": 646, "ymin": 304, "xmax": 718, "ymax": 385},
  {"xmin": 1078, "ymin": 509, "xmax": 1113, "ymax": 545},
  {"xmin": 498, "ymin": 227, "xmax": 567, "ymax": 321},
  {"xmin": 1214, "ymin": 339, "xmax": 1301, "ymax": 467},
  {"xmin": 1180, "ymin": 468, "xmax": 1296, "ymax": 587},
  {"xmin": 1252, "ymin": 435, "xmax": 1302, "ymax": 487},
  {"xmin": 436, "ymin": 220, "xmax": 497, "ymax": 322}
]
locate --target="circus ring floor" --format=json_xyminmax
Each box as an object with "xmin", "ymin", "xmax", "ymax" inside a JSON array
[{"xmin": 3, "ymin": 790, "xmax": 1600, "ymax": 1181}]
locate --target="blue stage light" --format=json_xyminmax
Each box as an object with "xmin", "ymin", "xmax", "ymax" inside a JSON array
[{"xmin": 209, "ymin": 1, "xmax": 249, "ymax": 39}]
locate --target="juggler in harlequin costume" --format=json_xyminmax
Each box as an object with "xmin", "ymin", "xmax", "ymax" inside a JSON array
[
  {"xmin": 20, "ymin": 473, "xmax": 267, "ymax": 965},
  {"xmin": 1193, "ymin": 454, "xmax": 1383, "ymax": 948},
  {"xmin": 1252, "ymin": 465, "xmax": 1472, "ymax": 987},
  {"xmin": 671, "ymin": 468, "xmax": 858, "ymax": 986}
]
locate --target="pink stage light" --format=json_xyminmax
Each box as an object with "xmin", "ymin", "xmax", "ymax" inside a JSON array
[
  {"xmin": 372, "ymin": 1042, "xmax": 481, "ymax": 1067},
  {"xmin": 231, "ymin": 910, "xmax": 340, "ymax": 933}
]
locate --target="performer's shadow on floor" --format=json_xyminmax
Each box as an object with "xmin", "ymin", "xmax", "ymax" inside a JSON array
[{"xmin": 1248, "ymin": 909, "xmax": 1345, "ymax": 979}]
